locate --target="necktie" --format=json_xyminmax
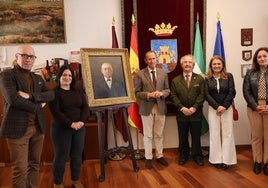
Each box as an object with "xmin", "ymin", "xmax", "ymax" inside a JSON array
[
  {"xmin": 151, "ymin": 70, "xmax": 157, "ymax": 89},
  {"xmin": 107, "ymin": 78, "xmax": 112, "ymax": 88},
  {"xmin": 258, "ymin": 72, "xmax": 266, "ymax": 100},
  {"xmin": 185, "ymin": 74, "xmax": 190, "ymax": 88}
]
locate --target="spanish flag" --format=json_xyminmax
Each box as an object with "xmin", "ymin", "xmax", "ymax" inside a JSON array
[{"xmin": 127, "ymin": 14, "xmax": 143, "ymax": 134}]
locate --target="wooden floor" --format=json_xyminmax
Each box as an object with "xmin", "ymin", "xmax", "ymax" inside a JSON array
[{"xmin": 0, "ymin": 146, "xmax": 267, "ymax": 188}]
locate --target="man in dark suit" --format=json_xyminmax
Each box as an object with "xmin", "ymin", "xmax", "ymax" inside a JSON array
[
  {"xmin": 0, "ymin": 45, "xmax": 54, "ymax": 188},
  {"xmin": 170, "ymin": 54, "xmax": 205, "ymax": 166},
  {"xmin": 135, "ymin": 51, "xmax": 170, "ymax": 169},
  {"xmin": 93, "ymin": 62, "xmax": 126, "ymax": 99}
]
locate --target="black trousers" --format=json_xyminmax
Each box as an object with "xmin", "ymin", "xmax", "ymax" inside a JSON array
[
  {"xmin": 176, "ymin": 119, "xmax": 202, "ymax": 158},
  {"xmin": 51, "ymin": 125, "xmax": 85, "ymax": 184}
]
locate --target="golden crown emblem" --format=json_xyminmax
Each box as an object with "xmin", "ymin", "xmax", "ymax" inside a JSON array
[{"xmin": 148, "ymin": 22, "xmax": 178, "ymax": 36}]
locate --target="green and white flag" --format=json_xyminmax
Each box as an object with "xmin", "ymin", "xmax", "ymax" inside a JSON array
[
  {"xmin": 193, "ymin": 21, "xmax": 209, "ymax": 135},
  {"xmin": 193, "ymin": 21, "xmax": 205, "ymax": 76}
]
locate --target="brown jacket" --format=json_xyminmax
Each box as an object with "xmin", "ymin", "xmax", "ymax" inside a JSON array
[
  {"xmin": 135, "ymin": 67, "xmax": 170, "ymax": 116},
  {"xmin": 0, "ymin": 67, "xmax": 54, "ymax": 139}
]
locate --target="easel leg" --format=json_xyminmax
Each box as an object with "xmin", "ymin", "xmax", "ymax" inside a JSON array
[
  {"xmin": 96, "ymin": 111, "xmax": 105, "ymax": 182},
  {"xmin": 122, "ymin": 107, "xmax": 139, "ymax": 172}
]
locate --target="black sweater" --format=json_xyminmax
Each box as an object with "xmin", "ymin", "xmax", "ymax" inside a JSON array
[{"xmin": 49, "ymin": 87, "xmax": 89, "ymax": 128}]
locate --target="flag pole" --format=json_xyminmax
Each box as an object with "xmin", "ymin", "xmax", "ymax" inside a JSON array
[
  {"xmin": 194, "ymin": 12, "xmax": 209, "ymax": 157},
  {"xmin": 132, "ymin": 127, "xmax": 144, "ymax": 160},
  {"xmin": 128, "ymin": 14, "xmax": 144, "ymax": 160},
  {"xmin": 217, "ymin": 12, "xmax": 220, "ymax": 21},
  {"xmin": 109, "ymin": 17, "xmax": 127, "ymax": 161}
]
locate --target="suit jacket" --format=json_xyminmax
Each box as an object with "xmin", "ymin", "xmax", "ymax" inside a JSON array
[
  {"xmin": 243, "ymin": 70, "xmax": 268, "ymax": 110},
  {"xmin": 135, "ymin": 67, "xmax": 170, "ymax": 115},
  {"xmin": 0, "ymin": 67, "xmax": 54, "ymax": 139},
  {"xmin": 170, "ymin": 73, "xmax": 204, "ymax": 122},
  {"xmin": 93, "ymin": 77, "xmax": 126, "ymax": 99},
  {"xmin": 205, "ymin": 73, "xmax": 236, "ymax": 110}
]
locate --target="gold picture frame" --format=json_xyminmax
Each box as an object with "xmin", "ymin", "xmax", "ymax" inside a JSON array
[
  {"xmin": 241, "ymin": 64, "xmax": 252, "ymax": 78},
  {"xmin": 80, "ymin": 48, "xmax": 135, "ymax": 107}
]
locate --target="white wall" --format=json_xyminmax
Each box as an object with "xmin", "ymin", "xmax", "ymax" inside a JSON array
[
  {"xmin": 1, "ymin": 0, "xmax": 268, "ymax": 149},
  {"xmin": 206, "ymin": 0, "xmax": 268, "ymax": 146}
]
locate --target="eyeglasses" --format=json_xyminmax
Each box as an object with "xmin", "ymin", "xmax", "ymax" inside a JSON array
[{"xmin": 17, "ymin": 53, "xmax": 37, "ymax": 60}]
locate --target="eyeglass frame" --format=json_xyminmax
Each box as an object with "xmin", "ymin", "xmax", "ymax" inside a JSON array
[{"xmin": 17, "ymin": 53, "xmax": 37, "ymax": 60}]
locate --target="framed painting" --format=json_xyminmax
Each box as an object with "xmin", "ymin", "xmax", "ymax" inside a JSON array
[
  {"xmin": 0, "ymin": 0, "xmax": 66, "ymax": 44},
  {"xmin": 80, "ymin": 48, "xmax": 136, "ymax": 107},
  {"xmin": 241, "ymin": 64, "xmax": 252, "ymax": 78}
]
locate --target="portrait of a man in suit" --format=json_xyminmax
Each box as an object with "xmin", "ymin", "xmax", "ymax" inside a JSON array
[{"xmin": 93, "ymin": 62, "xmax": 126, "ymax": 99}]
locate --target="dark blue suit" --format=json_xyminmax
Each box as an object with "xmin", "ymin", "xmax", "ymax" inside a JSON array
[{"xmin": 93, "ymin": 77, "xmax": 126, "ymax": 99}]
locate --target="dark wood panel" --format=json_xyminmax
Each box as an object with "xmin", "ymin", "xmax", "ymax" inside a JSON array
[
  {"xmin": 84, "ymin": 121, "xmax": 99, "ymax": 160},
  {"xmin": 0, "ymin": 89, "xmax": 10, "ymax": 164}
]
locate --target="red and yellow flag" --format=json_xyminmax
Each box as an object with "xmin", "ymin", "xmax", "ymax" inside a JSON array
[
  {"xmin": 127, "ymin": 15, "xmax": 143, "ymax": 134},
  {"xmin": 112, "ymin": 17, "xmax": 128, "ymax": 142}
]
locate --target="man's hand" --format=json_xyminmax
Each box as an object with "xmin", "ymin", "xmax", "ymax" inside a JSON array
[
  {"xmin": 148, "ymin": 91, "xmax": 163, "ymax": 99},
  {"xmin": 181, "ymin": 107, "xmax": 196, "ymax": 116}
]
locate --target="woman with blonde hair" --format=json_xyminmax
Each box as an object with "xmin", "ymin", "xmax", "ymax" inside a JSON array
[{"xmin": 204, "ymin": 55, "xmax": 237, "ymax": 170}]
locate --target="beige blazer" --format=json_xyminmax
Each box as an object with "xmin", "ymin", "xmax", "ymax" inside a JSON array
[{"xmin": 134, "ymin": 67, "xmax": 170, "ymax": 115}]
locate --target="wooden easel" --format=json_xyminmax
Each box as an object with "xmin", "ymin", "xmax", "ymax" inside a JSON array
[{"xmin": 91, "ymin": 103, "xmax": 139, "ymax": 182}]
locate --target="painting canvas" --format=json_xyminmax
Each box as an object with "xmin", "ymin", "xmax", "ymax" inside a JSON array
[
  {"xmin": 0, "ymin": 0, "xmax": 65, "ymax": 44},
  {"xmin": 80, "ymin": 48, "xmax": 136, "ymax": 108}
]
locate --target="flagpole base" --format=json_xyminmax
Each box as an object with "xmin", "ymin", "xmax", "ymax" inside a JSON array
[
  {"xmin": 201, "ymin": 148, "xmax": 209, "ymax": 157},
  {"xmin": 129, "ymin": 149, "xmax": 145, "ymax": 160},
  {"xmin": 108, "ymin": 151, "xmax": 126, "ymax": 161}
]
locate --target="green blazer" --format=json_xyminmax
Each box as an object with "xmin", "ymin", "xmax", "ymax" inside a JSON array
[{"xmin": 170, "ymin": 73, "xmax": 204, "ymax": 122}]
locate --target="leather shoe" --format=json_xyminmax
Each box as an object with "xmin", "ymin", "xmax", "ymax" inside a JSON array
[
  {"xmin": 211, "ymin": 163, "xmax": 222, "ymax": 169},
  {"xmin": 222, "ymin": 164, "xmax": 229, "ymax": 170},
  {"xmin": 253, "ymin": 162, "xmax": 261, "ymax": 174},
  {"xmin": 156, "ymin": 157, "xmax": 168, "ymax": 166},
  {"xmin": 179, "ymin": 156, "xmax": 188, "ymax": 165},
  {"xmin": 194, "ymin": 157, "xmax": 204, "ymax": 166},
  {"xmin": 263, "ymin": 163, "xmax": 268, "ymax": 176},
  {"xmin": 145, "ymin": 159, "xmax": 152, "ymax": 169}
]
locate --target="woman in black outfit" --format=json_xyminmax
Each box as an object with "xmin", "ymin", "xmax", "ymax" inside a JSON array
[{"xmin": 49, "ymin": 65, "xmax": 89, "ymax": 188}]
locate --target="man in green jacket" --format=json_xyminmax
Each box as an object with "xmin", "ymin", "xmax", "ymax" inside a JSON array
[{"xmin": 170, "ymin": 54, "xmax": 205, "ymax": 166}]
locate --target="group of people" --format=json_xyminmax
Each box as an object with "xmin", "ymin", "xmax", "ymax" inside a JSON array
[
  {"xmin": 0, "ymin": 45, "xmax": 88, "ymax": 188},
  {"xmin": 0, "ymin": 45, "xmax": 267, "ymax": 187},
  {"xmin": 135, "ymin": 51, "xmax": 236, "ymax": 170},
  {"xmin": 135, "ymin": 48, "xmax": 268, "ymax": 177}
]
